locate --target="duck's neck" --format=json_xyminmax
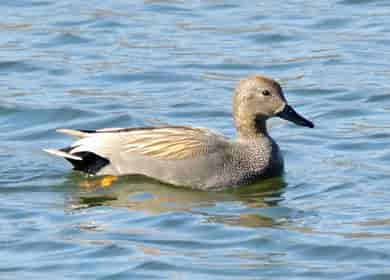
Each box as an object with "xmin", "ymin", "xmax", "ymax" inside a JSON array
[{"xmin": 236, "ymin": 115, "xmax": 270, "ymax": 140}]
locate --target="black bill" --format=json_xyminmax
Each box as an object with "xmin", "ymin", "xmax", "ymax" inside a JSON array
[{"xmin": 276, "ymin": 105, "xmax": 314, "ymax": 128}]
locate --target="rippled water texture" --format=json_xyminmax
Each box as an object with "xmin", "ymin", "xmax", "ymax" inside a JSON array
[{"xmin": 1, "ymin": 0, "xmax": 390, "ymax": 279}]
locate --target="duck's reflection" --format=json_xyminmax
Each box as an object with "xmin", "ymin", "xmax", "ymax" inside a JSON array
[{"xmin": 66, "ymin": 174, "xmax": 287, "ymax": 228}]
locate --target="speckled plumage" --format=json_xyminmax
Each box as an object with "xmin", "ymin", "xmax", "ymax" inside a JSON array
[{"xmin": 44, "ymin": 75, "xmax": 313, "ymax": 190}]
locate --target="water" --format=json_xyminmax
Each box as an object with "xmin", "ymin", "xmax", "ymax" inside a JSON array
[{"xmin": 1, "ymin": 0, "xmax": 390, "ymax": 279}]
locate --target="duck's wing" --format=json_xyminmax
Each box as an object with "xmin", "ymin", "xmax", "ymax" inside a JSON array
[
  {"xmin": 45, "ymin": 126, "xmax": 231, "ymax": 174},
  {"xmin": 126, "ymin": 127, "xmax": 230, "ymax": 160},
  {"xmin": 54, "ymin": 128, "xmax": 126, "ymax": 138},
  {"xmin": 72, "ymin": 126, "xmax": 230, "ymax": 160}
]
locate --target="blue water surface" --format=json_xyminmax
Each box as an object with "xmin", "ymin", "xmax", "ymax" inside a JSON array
[{"xmin": 1, "ymin": 0, "xmax": 390, "ymax": 279}]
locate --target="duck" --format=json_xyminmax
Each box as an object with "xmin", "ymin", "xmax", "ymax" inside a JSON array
[{"xmin": 44, "ymin": 75, "xmax": 314, "ymax": 191}]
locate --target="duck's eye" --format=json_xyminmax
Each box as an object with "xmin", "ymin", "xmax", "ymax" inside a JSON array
[{"xmin": 262, "ymin": 90, "xmax": 271, "ymax": 96}]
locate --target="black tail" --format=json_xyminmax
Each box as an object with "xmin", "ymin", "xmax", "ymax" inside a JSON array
[{"xmin": 61, "ymin": 148, "xmax": 110, "ymax": 174}]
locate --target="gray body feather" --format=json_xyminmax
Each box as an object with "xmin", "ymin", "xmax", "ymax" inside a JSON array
[{"xmin": 54, "ymin": 128, "xmax": 283, "ymax": 190}]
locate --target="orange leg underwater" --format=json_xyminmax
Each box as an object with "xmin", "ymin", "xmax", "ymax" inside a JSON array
[{"xmin": 80, "ymin": 176, "xmax": 119, "ymax": 189}]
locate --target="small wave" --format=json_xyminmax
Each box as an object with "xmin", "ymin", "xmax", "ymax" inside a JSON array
[
  {"xmin": 38, "ymin": 33, "xmax": 92, "ymax": 47},
  {"xmin": 0, "ymin": 61, "xmax": 41, "ymax": 73}
]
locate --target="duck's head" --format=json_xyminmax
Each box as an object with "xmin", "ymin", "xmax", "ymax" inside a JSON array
[{"xmin": 233, "ymin": 75, "xmax": 314, "ymax": 137}]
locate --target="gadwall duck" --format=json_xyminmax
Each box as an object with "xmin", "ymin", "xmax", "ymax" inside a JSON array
[{"xmin": 44, "ymin": 75, "xmax": 314, "ymax": 190}]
